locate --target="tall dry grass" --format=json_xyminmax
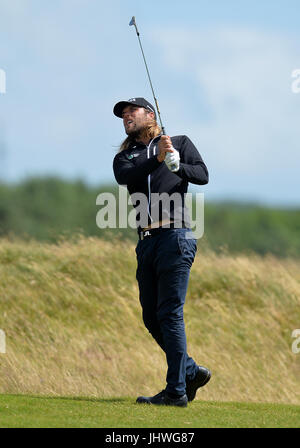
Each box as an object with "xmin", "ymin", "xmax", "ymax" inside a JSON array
[{"xmin": 0, "ymin": 235, "xmax": 299, "ymax": 404}]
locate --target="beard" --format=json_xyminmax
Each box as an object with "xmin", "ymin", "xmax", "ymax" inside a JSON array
[
  {"xmin": 125, "ymin": 123, "xmax": 145, "ymax": 140},
  {"xmin": 125, "ymin": 128, "xmax": 141, "ymax": 138},
  {"xmin": 123, "ymin": 112, "xmax": 158, "ymax": 144}
]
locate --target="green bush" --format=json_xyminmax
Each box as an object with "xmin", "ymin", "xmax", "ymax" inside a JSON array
[{"xmin": 0, "ymin": 177, "xmax": 299, "ymax": 257}]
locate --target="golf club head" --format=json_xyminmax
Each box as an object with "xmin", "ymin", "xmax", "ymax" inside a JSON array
[{"xmin": 129, "ymin": 16, "xmax": 136, "ymax": 26}]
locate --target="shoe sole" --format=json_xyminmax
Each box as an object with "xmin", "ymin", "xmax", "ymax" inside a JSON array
[
  {"xmin": 136, "ymin": 396, "xmax": 188, "ymax": 407},
  {"xmin": 136, "ymin": 401, "xmax": 188, "ymax": 408},
  {"xmin": 187, "ymin": 369, "xmax": 211, "ymax": 402}
]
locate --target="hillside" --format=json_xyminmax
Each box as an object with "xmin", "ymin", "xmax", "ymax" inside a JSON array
[{"xmin": 0, "ymin": 236, "xmax": 299, "ymax": 404}]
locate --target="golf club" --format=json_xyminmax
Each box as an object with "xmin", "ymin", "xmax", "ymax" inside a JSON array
[
  {"xmin": 129, "ymin": 16, "xmax": 166, "ymax": 135},
  {"xmin": 129, "ymin": 16, "xmax": 178, "ymax": 171}
]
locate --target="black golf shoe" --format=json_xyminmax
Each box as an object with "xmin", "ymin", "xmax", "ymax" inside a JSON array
[
  {"xmin": 136, "ymin": 390, "xmax": 188, "ymax": 407},
  {"xmin": 186, "ymin": 366, "xmax": 211, "ymax": 401}
]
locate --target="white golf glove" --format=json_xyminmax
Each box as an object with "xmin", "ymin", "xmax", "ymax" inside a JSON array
[{"xmin": 165, "ymin": 147, "xmax": 180, "ymax": 172}]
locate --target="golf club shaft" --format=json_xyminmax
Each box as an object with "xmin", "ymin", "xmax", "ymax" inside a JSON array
[{"xmin": 129, "ymin": 17, "xmax": 166, "ymax": 135}]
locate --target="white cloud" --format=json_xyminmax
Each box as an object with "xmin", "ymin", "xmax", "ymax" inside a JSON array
[
  {"xmin": 1, "ymin": 2, "xmax": 299, "ymax": 203},
  {"xmin": 151, "ymin": 27, "xmax": 300, "ymax": 204}
]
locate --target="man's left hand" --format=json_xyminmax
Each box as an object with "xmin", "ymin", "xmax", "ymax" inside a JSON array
[{"xmin": 165, "ymin": 148, "xmax": 180, "ymax": 172}]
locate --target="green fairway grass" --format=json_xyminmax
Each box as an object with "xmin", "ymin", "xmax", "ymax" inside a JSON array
[{"xmin": 0, "ymin": 394, "xmax": 299, "ymax": 428}]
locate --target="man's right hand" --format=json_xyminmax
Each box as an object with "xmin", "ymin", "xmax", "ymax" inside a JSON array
[{"xmin": 157, "ymin": 135, "xmax": 173, "ymax": 162}]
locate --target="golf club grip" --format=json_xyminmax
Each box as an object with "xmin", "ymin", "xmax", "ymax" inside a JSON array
[{"xmin": 129, "ymin": 18, "xmax": 175, "ymax": 169}]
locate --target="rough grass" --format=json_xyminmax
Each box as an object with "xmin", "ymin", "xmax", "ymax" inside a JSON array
[{"xmin": 0, "ymin": 236, "xmax": 300, "ymax": 404}]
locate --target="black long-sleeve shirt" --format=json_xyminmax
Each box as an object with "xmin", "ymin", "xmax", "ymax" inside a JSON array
[{"xmin": 113, "ymin": 134, "xmax": 209, "ymax": 230}]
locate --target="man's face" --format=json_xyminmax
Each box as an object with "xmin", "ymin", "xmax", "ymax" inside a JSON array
[{"xmin": 122, "ymin": 105, "xmax": 154, "ymax": 136}]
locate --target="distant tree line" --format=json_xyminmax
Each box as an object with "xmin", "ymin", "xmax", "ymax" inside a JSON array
[{"xmin": 0, "ymin": 177, "xmax": 299, "ymax": 258}]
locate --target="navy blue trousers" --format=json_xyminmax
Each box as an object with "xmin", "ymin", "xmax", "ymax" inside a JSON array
[{"xmin": 135, "ymin": 228, "xmax": 199, "ymax": 396}]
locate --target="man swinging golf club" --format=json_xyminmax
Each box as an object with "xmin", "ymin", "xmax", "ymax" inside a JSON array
[
  {"xmin": 113, "ymin": 97, "xmax": 211, "ymax": 407},
  {"xmin": 112, "ymin": 17, "xmax": 210, "ymax": 407}
]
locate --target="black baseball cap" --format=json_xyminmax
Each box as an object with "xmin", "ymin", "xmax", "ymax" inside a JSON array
[{"xmin": 113, "ymin": 97, "xmax": 156, "ymax": 119}]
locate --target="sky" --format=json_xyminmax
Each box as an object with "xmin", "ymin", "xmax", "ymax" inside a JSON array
[{"xmin": 0, "ymin": 0, "xmax": 300, "ymax": 206}]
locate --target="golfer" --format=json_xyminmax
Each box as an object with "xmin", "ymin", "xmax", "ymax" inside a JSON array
[{"xmin": 113, "ymin": 97, "xmax": 211, "ymax": 407}]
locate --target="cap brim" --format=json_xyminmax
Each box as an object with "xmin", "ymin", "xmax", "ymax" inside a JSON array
[{"xmin": 113, "ymin": 101, "xmax": 140, "ymax": 118}]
